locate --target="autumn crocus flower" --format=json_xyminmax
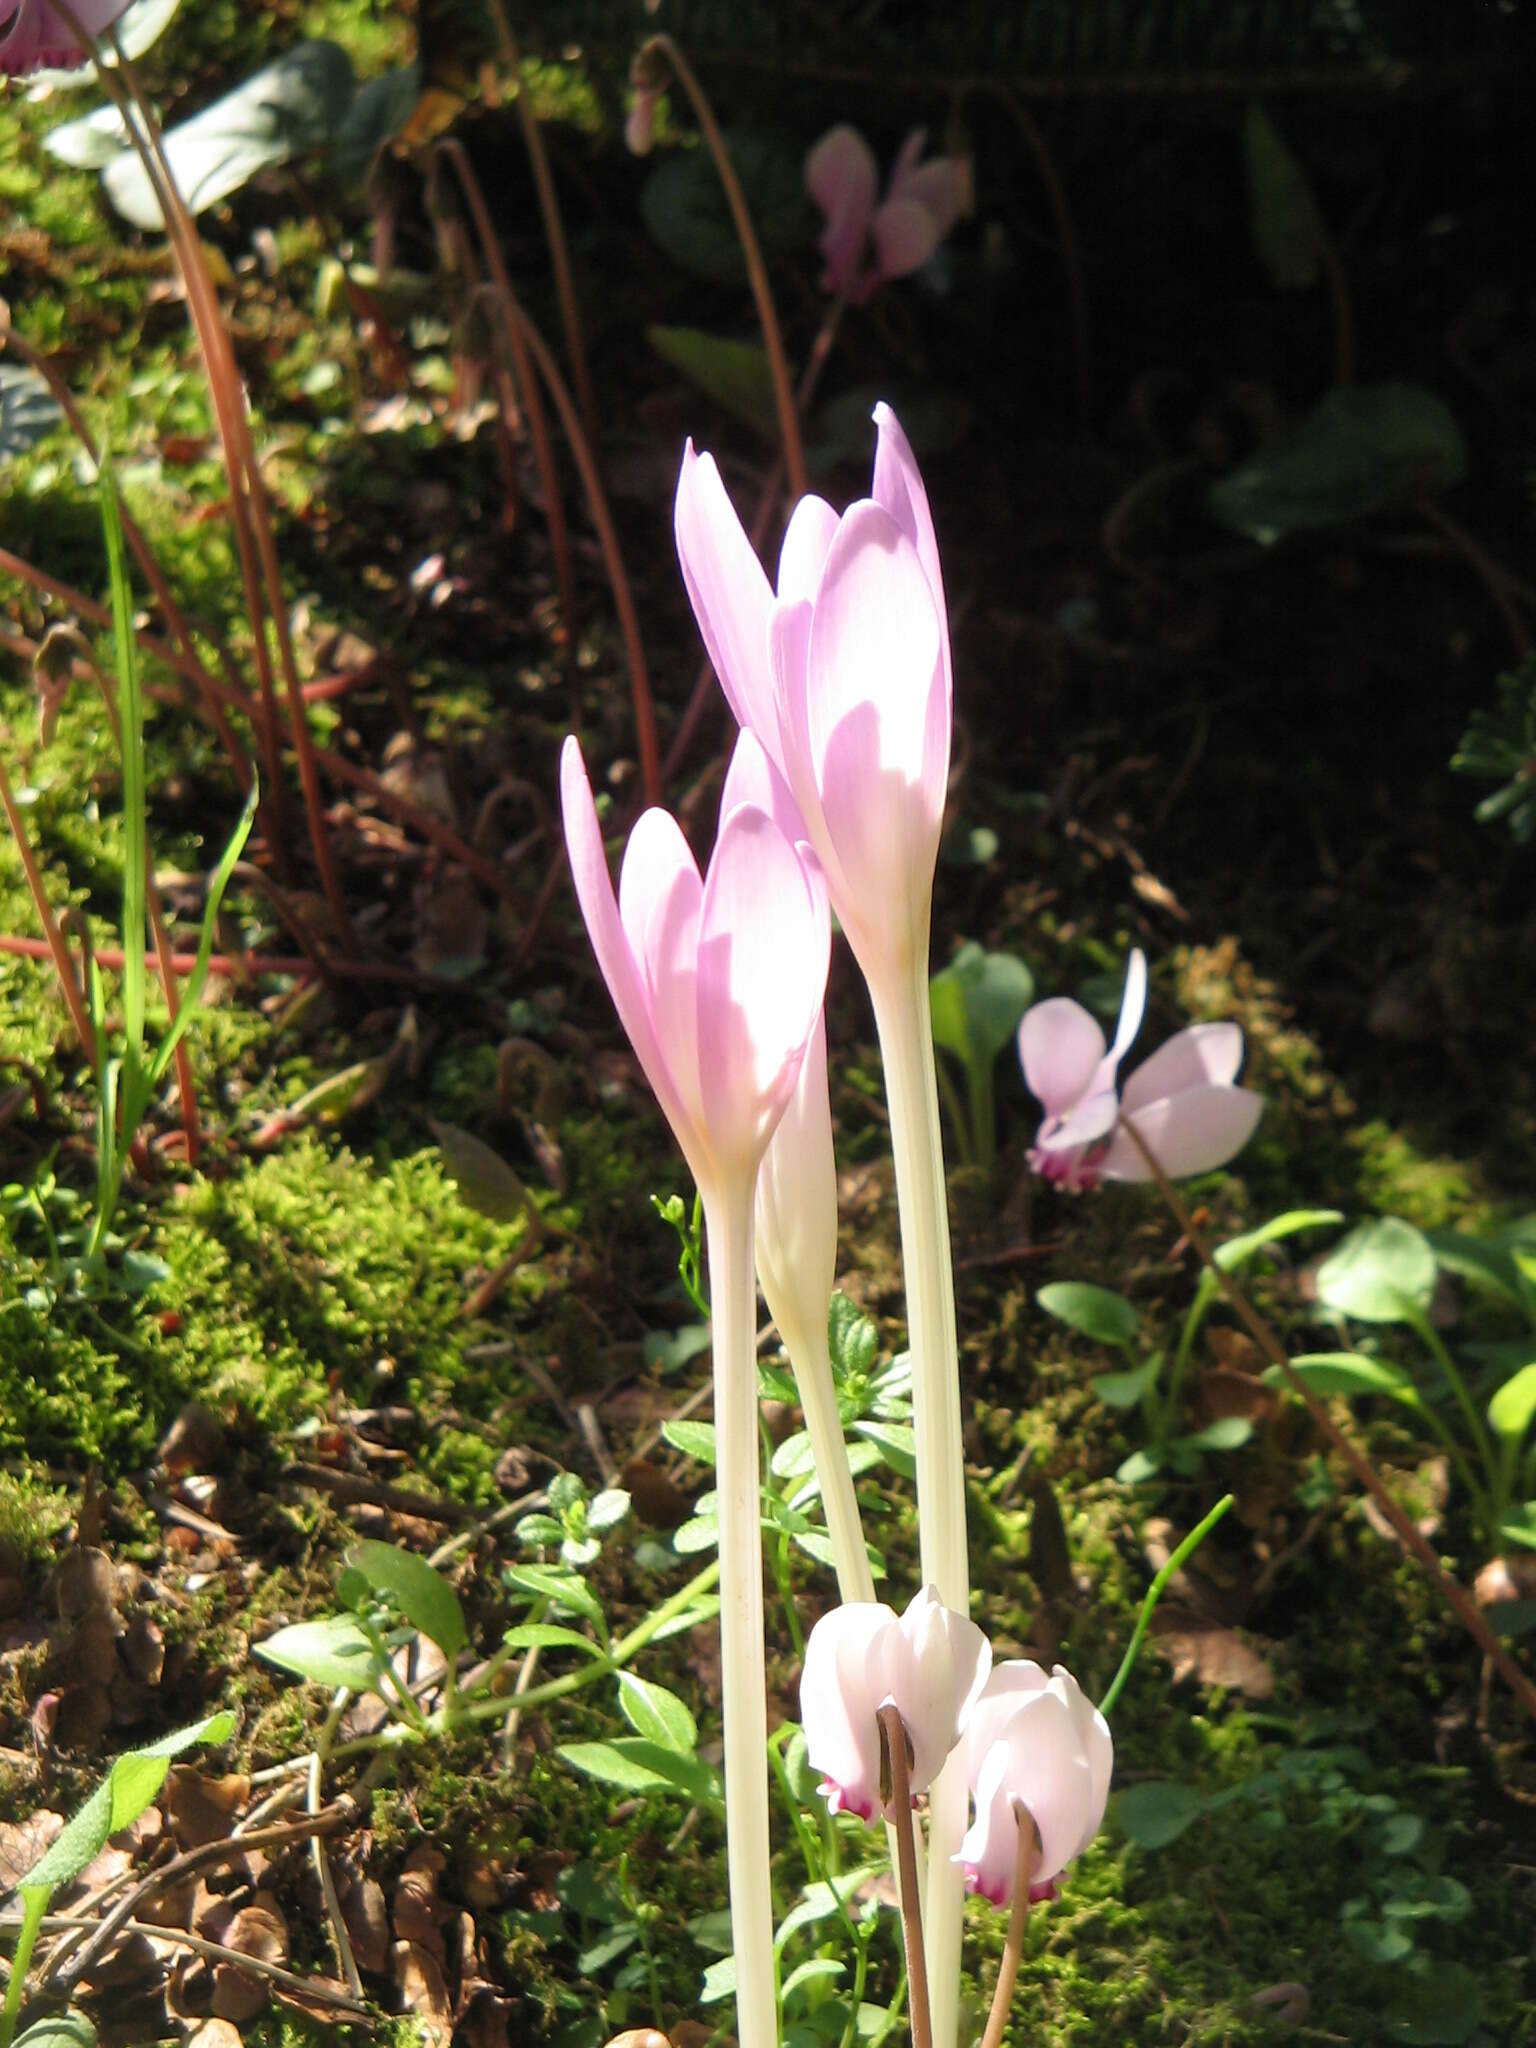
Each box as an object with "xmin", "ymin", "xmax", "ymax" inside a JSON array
[
  {"xmin": 805, "ymin": 124, "xmax": 971, "ymax": 303},
  {"xmin": 677, "ymin": 404, "xmax": 971, "ymax": 2048},
  {"xmin": 1020, "ymin": 949, "xmax": 1263, "ymax": 1189},
  {"xmin": 801, "ymin": 1587, "xmax": 991, "ymax": 1823},
  {"xmin": 956, "ymin": 1662, "xmax": 1112, "ymax": 1906},
  {"xmin": 1, "ymin": 0, "xmax": 129, "ymax": 72},
  {"xmin": 561, "ymin": 736, "xmax": 830, "ymax": 2048}
]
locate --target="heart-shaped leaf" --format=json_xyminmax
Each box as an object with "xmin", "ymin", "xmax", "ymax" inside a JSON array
[
  {"xmin": 1038, "ymin": 1281, "xmax": 1141, "ymax": 1349},
  {"xmin": 1316, "ymin": 1218, "xmax": 1437, "ymax": 1324}
]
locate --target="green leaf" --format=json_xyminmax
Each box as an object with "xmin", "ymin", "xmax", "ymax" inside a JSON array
[
  {"xmin": 1488, "ymin": 1360, "xmax": 1536, "ymax": 1443},
  {"xmin": 1425, "ymin": 1228, "xmax": 1532, "ymax": 1310},
  {"xmin": 578, "ymin": 1924, "xmax": 638, "ymax": 1974},
  {"xmin": 345, "ymin": 1540, "xmax": 467, "ymax": 1661},
  {"xmin": 1209, "ymin": 384, "xmax": 1467, "ymax": 544},
  {"xmin": 700, "ymin": 1954, "xmax": 737, "ymax": 2004},
  {"xmin": 21, "ymin": 1712, "xmax": 235, "ymax": 1901},
  {"xmin": 673, "ymin": 1516, "xmax": 719, "ymax": 1555},
  {"xmin": 1244, "ymin": 103, "xmax": 1326, "ymax": 290},
  {"xmin": 587, "ymin": 1488, "xmax": 631, "ymax": 1532},
  {"xmin": 646, "ymin": 1326, "xmax": 713, "ymax": 1376},
  {"xmin": 44, "ymin": 105, "xmax": 137, "ymax": 170},
  {"xmin": 0, "ymin": 363, "xmax": 63, "ymax": 469},
  {"xmin": 331, "ymin": 60, "xmax": 420, "ymax": 188},
  {"xmin": 662, "ymin": 1419, "xmax": 717, "ymax": 1465},
  {"xmin": 1091, "ymin": 1359, "xmax": 1162, "ymax": 1410},
  {"xmin": 255, "ymin": 1613, "xmax": 392, "ymax": 1693},
  {"xmin": 648, "ymin": 326, "xmax": 777, "ymax": 440},
  {"xmin": 1116, "ymin": 1447, "xmax": 1164, "ymax": 1485},
  {"xmin": 1212, "ymin": 1208, "xmax": 1344, "ymax": 1272},
  {"xmin": 1316, "ymin": 1218, "xmax": 1437, "ymax": 1324},
  {"xmin": 1272, "ymin": 1352, "xmax": 1424, "ymax": 1407},
  {"xmin": 783, "ymin": 1958, "xmax": 846, "ymax": 2003},
  {"xmin": 1345, "ymin": 1915, "xmax": 1414, "ymax": 1965},
  {"xmin": 640, "ymin": 130, "xmax": 811, "ymax": 285},
  {"xmin": 1037, "ymin": 1282, "xmax": 1141, "ymax": 1349},
  {"xmin": 618, "ymin": 1673, "xmax": 698, "ymax": 1753},
  {"xmin": 502, "ymin": 1622, "xmax": 605, "ymax": 1658},
  {"xmin": 1499, "ymin": 1502, "xmax": 1536, "ymax": 1551},
  {"xmin": 502, "ymin": 1563, "xmax": 605, "ymax": 1628},
  {"xmin": 852, "ymin": 1420, "xmax": 916, "ymax": 1479},
  {"xmin": 429, "ymin": 1120, "xmax": 534, "ymax": 1225},
  {"xmin": 1181, "ymin": 1416, "xmax": 1254, "ymax": 1452},
  {"xmin": 14, "ymin": 2016, "xmax": 99, "ymax": 2048},
  {"xmin": 558, "ymin": 1737, "xmax": 722, "ymax": 1807},
  {"xmin": 930, "ymin": 943, "xmax": 1034, "ymax": 1070},
  {"xmin": 103, "ymin": 41, "xmax": 357, "ymax": 229},
  {"xmin": 1386, "ymin": 1962, "xmax": 1484, "ymax": 2046},
  {"xmin": 1113, "ymin": 1780, "xmax": 1207, "ymax": 1848}
]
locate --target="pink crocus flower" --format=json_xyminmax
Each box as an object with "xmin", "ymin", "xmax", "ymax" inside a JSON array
[
  {"xmin": 1, "ymin": 0, "xmax": 130, "ymax": 73},
  {"xmin": 559, "ymin": 736, "xmax": 829, "ymax": 1205},
  {"xmin": 675, "ymin": 403, "xmax": 951, "ymax": 990},
  {"xmin": 805, "ymin": 124, "xmax": 971, "ymax": 303},
  {"xmin": 956, "ymin": 1662, "xmax": 1112, "ymax": 1907},
  {"xmin": 1019, "ymin": 949, "xmax": 1263, "ymax": 1190},
  {"xmin": 800, "ymin": 1586, "xmax": 991, "ymax": 1823}
]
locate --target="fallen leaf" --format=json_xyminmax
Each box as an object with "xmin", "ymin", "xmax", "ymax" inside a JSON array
[
  {"xmin": 210, "ymin": 1898, "xmax": 288, "ymax": 2022},
  {"xmin": 392, "ymin": 1844, "xmax": 449, "ymax": 1960},
  {"xmin": 165, "ymin": 1769, "xmax": 252, "ymax": 1850},
  {"xmin": 159, "ymin": 1405, "xmax": 227, "ymax": 1476},
  {"xmin": 1151, "ymin": 1609, "xmax": 1275, "ymax": 1697},
  {"xmin": 392, "ymin": 1939, "xmax": 453, "ymax": 2048},
  {"xmin": 186, "ymin": 2022, "xmax": 244, "ymax": 2048},
  {"xmin": 0, "ymin": 1810, "xmax": 62, "ymax": 1887}
]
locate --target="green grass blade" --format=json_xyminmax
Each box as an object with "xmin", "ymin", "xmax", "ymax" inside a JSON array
[
  {"xmin": 1098, "ymin": 1493, "xmax": 1234, "ymax": 1717},
  {"xmin": 98, "ymin": 466, "xmax": 146, "ymax": 1080},
  {"xmin": 146, "ymin": 777, "xmax": 258, "ymax": 1090}
]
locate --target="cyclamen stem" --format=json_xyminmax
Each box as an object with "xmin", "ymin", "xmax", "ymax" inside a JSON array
[
  {"xmin": 977, "ymin": 1805, "xmax": 1039, "ymax": 2048},
  {"xmin": 876, "ymin": 1704, "xmax": 932, "ymax": 2048},
  {"xmin": 705, "ymin": 1181, "xmax": 779, "ymax": 2048},
  {"xmin": 868, "ymin": 953, "xmax": 969, "ymax": 2048}
]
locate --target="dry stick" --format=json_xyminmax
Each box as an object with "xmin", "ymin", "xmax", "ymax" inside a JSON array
[
  {"xmin": 488, "ymin": 0, "xmax": 599, "ymax": 447},
  {"xmin": 988, "ymin": 88, "xmax": 1092, "ymax": 423},
  {"xmin": 25, "ymin": 1915, "xmax": 369, "ymax": 2017},
  {"xmin": 0, "ymin": 331, "xmax": 255, "ymax": 794},
  {"xmin": 0, "ymin": 746, "xmax": 97, "ymax": 1062},
  {"xmin": 660, "ymin": 295, "xmax": 846, "ymax": 786},
  {"xmin": 444, "ymin": 139, "xmax": 662, "ymax": 807},
  {"xmin": 308, "ymin": 1703, "xmax": 363, "ymax": 2003},
  {"xmin": 105, "ymin": 33, "xmax": 353, "ymax": 943},
  {"xmin": 876, "ymin": 1704, "xmax": 932, "ymax": 2048},
  {"xmin": 977, "ymin": 1807, "xmax": 1039, "ymax": 2048},
  {"xmin": 1121, "ymin": 1120, "xmax": 1536, "ymax": 1721},
  {"xmin": 641, "ymin": 35, "xmax": 806, "ymax": 502}
]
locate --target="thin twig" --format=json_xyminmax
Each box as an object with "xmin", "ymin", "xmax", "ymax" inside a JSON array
[
  {"xmin": 1121, "ymin": 1119, "xmax": 1536, "ymax": 1721},
  {"xmin": 978, "ymin": 1804, "xmax": 1038, "ymax": 2048},
  {"xmin": 876, "ymin": 1704, "xmax": 931, "ymax": 2048},
  {"xmin": 19, "ymin": 1914, "xmax": 369, "ymax": 2016},
  {"xmin": 309, "ymin": 1695, "xmax": 363, "ymax": 2001},
  {"xmin": 0, "ymin": 745, "xmax": 97, "ymax": 1062}
]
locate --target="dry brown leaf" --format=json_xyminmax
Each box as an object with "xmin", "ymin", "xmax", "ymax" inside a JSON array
[
  {"xmin": 1205, "ymin": 1326, "xmax": 1266, "ymax": 1375},
  {"xmin": 392, "ymin": 1843, "xmax": 449, "ymax": 1959},
  {"xmin": 159, "ymin": 1404, "xmax": 226, "ymax": 1477},
  {"xmin": 165, "ymin": 1768, "xmax": 252, "ymax": 1850},
  {"xmin": 1198, "ymin": 1367, "xmax": 1279, "ymax": 1427},
  {"xmin": 186, "ymin": 2021, "xmax": 244, "ymax": 2048},
  {"xmin": 392, "ymin": 1938, "xmax": 453, "ymax": 2048},
  {"xmin": 118, "ymin": 1612, "xmax": 166, "ymax": 1689},
  {"xmin": 1152, "ymin": 1610, "xmax": 1275, "ymax": 1697},
  {"xmin": 333, "ymin": 1856, "xmax": 391, "ymax": 1976},
  {"xmin": 210, "ymin": 1898, "xmax": 288, "ymax": 2023},
  {"xmin": 0, "ymin": 1811, "xmax": 61, "ymax": 1887},
  {"xmin": 51, "ymin": 1682, "xmax": 112, "ymax": 1751},
  {"xmin": 460, "ymin": 1982, "xmax": 514, "ymax": 2048}
]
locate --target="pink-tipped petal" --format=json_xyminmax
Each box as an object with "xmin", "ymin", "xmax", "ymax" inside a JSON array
[
  {"xmin": 1119, "ymin": 1021, "xmax": 1245, "ymax": 1113},
  {"xmin": 719, "ymin": 727, "xmax": 807, "ymax": 844},
  {"xmin": 696, "ymin": 807, "xmax": 829, "ymax": 1170},
  {"xmin": 800, "ymin": 1601, "xmax": 897, "ymax": 1821},
  {"xmin": 777, "ymin": 494, "xmax": 842, "ymax": 604},
  {"xmin": 560, "ymin": 740, "xmax": 700, "ymax": 1177},
  {"xmin": 674, "ymin": 442, "xmax": 780, "ymax": 751},
  {"xmin": 870, "ymin": 196, "xmax": 943, "ymax": 282},
  {"xmin": 805, "ymin": 124, "xmax": 879, "ymax": 295},
  {"xmin": 1100, "ymin": 1083, "xmax": 1263, "ymax": 1182},
  {"xmin": 1018, "ymin": 999, "xmax": 1107, "ymax": 1118},
  {"xmin": 871, "ymin": 402, "xmax": 951, "ymax": 705}
]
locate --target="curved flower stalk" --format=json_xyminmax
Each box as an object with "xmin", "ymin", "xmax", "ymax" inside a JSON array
[
  {"xmin": 720, "ymin": 733, "xmax": 874, "ymax": 1606},
  {"xmin": 0, "ymin": 0, "xmax": 127, "ymax": 72},
  {"xmin": 805, "ymin": 125, "xmax": 972, "ymax": 303},
  {"xmin": 561, "ymin": 737, "xmax": 830, "ymax": 2048},
  {"xmin": 800, "ymin": 1587, "xmax": 990, "ymax": 1822},
  {"xmin": 676, "ymin": 404, "xmax": 970, "ymax": 2048},
  {"xmin": 957, "ymin": 1662, "xmax": 1112, "ymax": 1906},
  {"xmin": 1021, "ymin": 948, "xmax": 1263, "ymax": 1189}
]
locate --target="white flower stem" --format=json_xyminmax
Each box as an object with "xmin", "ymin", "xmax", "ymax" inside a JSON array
[
  {"xmin": 706, "ymin": 1182, "xmax": 779, "ymax": 2048},
  {"xmin": 783, "ymin": 1321, "xmax": 877, "ymax": 1607},
  {"xmin": 869, "ymin": 952, "xmax": 970, "ymax": 2048}
]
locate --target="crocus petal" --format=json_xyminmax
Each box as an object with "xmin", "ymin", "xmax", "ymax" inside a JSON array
[
  {"xmin": 805, "ymin": 124, "xmax": 879, "ymax": 296},
  {"xmin": 560, "ymin": 739, "xmax": 701, "ymax": 1179},
  {"xmin": 720, "ymin": 727, "xmax": 807, "ymax": 844},
  {"xmin": 1099, "ymin": 1084, "xmax": 1263, "ymax": 1181},
  {"xmin": 871, "ymin": 196, "xmax": 943, "ymax": 282},
  {"xmin": 871, "ymin": 401, "xmax": 952, "ymax": 708},
  {"xmin": 755, "ymin": 1015, "xmax": 837, "ymax": 1358},
  {"xmin": 696, "ymin": 805, "xmax": 829, "ymax": 1172},
  {"xmin": 800, "ymin": 1602, "xmax": 897, "ymax": 1820},
  {"xmin": 1018, "ymin": 999, "xmax": 1107, "ymax": 1119},
  {"xmin": 1119, "ymin": 1021, "xmax": 1244, "ymax": 1113},
  {"xmin": 675, "ymin": 442, "xmax": 781, "ymax": 755},
  {"xmin": 619, "ymin": 808, "xmax": 705, "ymax": 1139},
  {"xmin": 777, "ymin": 494, "xmax": 842, "ymax": 605}
]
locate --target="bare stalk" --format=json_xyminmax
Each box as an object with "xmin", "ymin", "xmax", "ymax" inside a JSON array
[
  {"xmin": 876, "ymin": 1704, "xmax": 932, "ymax": 2048},
  {"xmin": 977, "ymin": 1807, "xmax": 1039, "ymax": 2048},
  {"xmin": 0, "ymin": 745, "xmax": 97, "ymax": 1062}
]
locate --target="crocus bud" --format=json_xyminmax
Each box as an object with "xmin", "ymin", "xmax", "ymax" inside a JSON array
[
  {"xmin": 1020, "ymin": 949, "xmax": 1261, "ymax": 1188},
  {"xmin": 800, "ymin": 1586, "xmax": 990, "ymax": 1822},
  {"xmin": 1, "ymin": 0, "xmax": 131, "ymax": 73},
  {"xmin": 956, "ymin": 1662, "xmax": 1112, "ymax": 1906}
]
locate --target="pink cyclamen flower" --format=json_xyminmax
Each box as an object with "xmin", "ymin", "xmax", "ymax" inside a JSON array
[
  {"xmin": 957, "ymin": 1662, "xmax": 1112, "ymax": 1906},
  {"xmin": 559, "ymin": 736, "xmax": 829, "ymax": 1205},
  {"xmin": 801, "ymin": 1586, "xmax": 991, "ymax": 1822},
  {"xmin": 1020, "ymin": 948, "xmax": 1262, "ymax": 1190},
  {"xmin": 1, "ymin": 0, "xmax": 129, "ymax": 73},
  {"xmin": 805, "ymin": 124, "xmax": 971, "ymax": 303},
  {"xmin": 676, "ymin": 403, "xmax": 951, "ymax": 987}
]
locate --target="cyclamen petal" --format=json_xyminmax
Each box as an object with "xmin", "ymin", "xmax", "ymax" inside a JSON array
[
  {"xmin": 1019, "ymin": 999, "xmax": 1109, "ymax": 1121},
  {"xmin": 1099, "ymin": 1081, "xmax": 1264, "ymax": 1182},
  {"xmin": 957, "ymin": 1664, "xmax": 1112, "ymax": 1905},
  {"xmin": 804, "ymin": 123, "xmax": 969, "ymax": 302},
  {"xmin": 1, "ymin": 0, "xmax": 129, "ymax": 72}
]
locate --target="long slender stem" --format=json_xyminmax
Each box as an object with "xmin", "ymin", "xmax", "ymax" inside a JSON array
[
  {"xmin": 867, "ymin": 953, "xmax": 968, "ymax": 2048},
  {"xmin": 704, "ymin": 1181, "xmax": 778, "ymax": 2048},
  {"xmin": 977, "ymin": 1808, "xmax": 1038, "ymax": 2048},
  {"xmin": 876, "ymin": 1705, "xmax": 931, "ymax": 2048},
  {"xmin": 0, "ymin": 747, "xmax": 97, "ymax": 1063},
  {"xmin": 1121, "ymin": 1120, "xmax": 1536, "ymax": 1721},
  {"xmin": 783, "ymin": 1324, "xmax": 875, "ymax": 1606},
  {"xmin": 641, "ymin": 36, "xmax": 806, "ymax": 501}
]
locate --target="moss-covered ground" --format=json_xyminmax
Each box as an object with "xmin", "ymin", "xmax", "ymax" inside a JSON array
[{"xmin": 0, "ymin": 7, "xmax": 1532, "ymax": 2047}]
